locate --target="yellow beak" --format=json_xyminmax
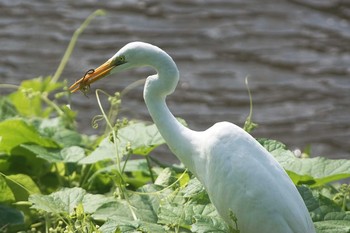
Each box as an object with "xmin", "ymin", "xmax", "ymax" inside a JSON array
[{"xmin": 69, "ymin": 59, "xmax": 115, "ymax": 93}]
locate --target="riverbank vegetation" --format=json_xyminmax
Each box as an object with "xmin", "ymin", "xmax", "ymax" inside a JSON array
[{"xmin": 1, "ymin": 10, "xmax": 349, "ymax": 233}]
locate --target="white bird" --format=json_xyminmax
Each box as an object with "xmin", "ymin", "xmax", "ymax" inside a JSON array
[{"xmin": 69, "ymin": 42, "xmax": 316, "ymax": 233}]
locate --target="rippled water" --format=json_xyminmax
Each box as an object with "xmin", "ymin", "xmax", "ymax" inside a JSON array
[{"xmin": 1, "ymin": 0, "xmax": 350, "ymax": 158}]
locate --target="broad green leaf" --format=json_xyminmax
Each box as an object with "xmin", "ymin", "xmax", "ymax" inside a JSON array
[
  {"xmin": 182, "ymin": 178, "xmax": 209, "ymax": 203},
  {"xmin": 93, "ymin": 193, "xmax": 158, "ymax": 223},
  {"xmin": 30, "ymin": 187, "xmax": 86, "ymax": 214},
  {"xmin": 0, "ymin": 158, "xmax": 9, "ymax": 171},
  {"xmin": 0, "ymin": 204, "xmax": 24, "ymax": 228},
  {"xmin": 0, "ymin": 119, "xmax": 57, "ymax": 154},
  {"xmin": 123, "ymin": 159, "xmax": 149, "ymax": 173},
  {"xmin": 86, "ymin": 160, "xmax": 149, "ymax": 186},
  {"xmin": 136, "ymin": 183, "xmax": 171, "ymax": 213},
  {"xmin": 92, "ymin": 200, "xmax": 132, "ymax": 221},
  {"xmin": 0, "ymin": 97, "xmax": 17, "ymax": 121},
  {"xmin": 155, "ymin": 167, "xmax": 175, "ymax": 186},
  {"xmin": 3, "ymin": 147, "xmax": 50, "ymax": 177},
  {"xmin": 258, "ymin": 138, "xmax": 286, "ymax": 151},
  {"xmin": 259, "ymin": 139, "xmax": 350, "ymax": 186},
  {"xmin": 9, "ymin": 88, "xmax": 42, "ymax": 117},
  {"xmin": 19, "ymin": 76, "xmax": 62, "ymax": 93},
  {"xmin": 5, "ymin": 174, "xmax": 41, "ymax": 201},
  {"xmin": 324, "ymin": 212, "xmax": 350, "ymax": 221},
  {"xmin": 22, "ymin": 144, "xmax": 85, "ymax": 163},
  {"xmin": 129, "ymin": 193, "xmax": 159, "ymax": 222},
  {"xmin": 297, "ymin": 186, "xmax": 320, "ymax": 215},
  {"xmin": 157, "ymin": 173, "xmax": 225, "ymax": 232},
  {"xmin": 100, "ymin": 217, "xmax": 166, "ymax": 233},
  {"xmin": 280, "ymin": 155, "xmax": 350, "ymax": 186},
  {"xmin": 192, "ymin": 215, "xmax": 230, "ymax": 233},
  {"xmin": 9, "ymin": 76, "xmax": 62, "ymax": 117},
  {"xmin": 182, "ymin": 178, "xmax": 205, "ymax": 198},
  {"xmin": 36, "ymin": 117, "xmax": 84, "ymax": 147},
  {"xmin": 99, "ymin": 217, "xmax": 139, "ymax": 233},
  {"xmin": 79, "ymin": 137, "xmax": 118, "ymax": 164},
  {"xmin": 158, "ymin": 189, "xmax": 192, "ymax": 228},
  {"xmin": 0, "ymin": 176, "xmax": 15, "ymax": 203},
  {"xmin": 118, "ymin": 122, "xmax": 165, "ymax": 156},
  {"xmin": 314, "ymin": 220, "xmax": 350, "ymax": 233},
  {"xmin": 52, "ymin": 128, "xmax": 84, "ymax": 147},
  {"xmin": 158, "ymin": 202, "xmax": 190, "ymax": 228},
  {"xmin": 82, "ymin": 193, "xmax": 115, "ymax": 214},
  {"xmin": 183, "ymin": 203, "xmax": 220, "ymax": 226},
  {"xmin": 80, "ymin": 122, "xmax": 166, "ymax": 164},
  {"xmin": 30, "ymin": 187, "xmax": 114, "ymax": 215},
  {"xmin": 53, "ymin": 146, "xmax": 85, "ymax": 163},
  {"xmin": 299, "ymin": 185, "xmax": 350, "ymax": 232},
  {"xmin": 78, "ymin": 121, "xmax": 167, "ymax": 165}
]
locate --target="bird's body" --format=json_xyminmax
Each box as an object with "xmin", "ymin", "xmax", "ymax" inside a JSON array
[
  {"xmin": 69, "ymin": 42, "xmax": 316, "ymax": 233},
  {"xmin": 196, "ymin": 122, "xmax": 314, "ymax": 232}
]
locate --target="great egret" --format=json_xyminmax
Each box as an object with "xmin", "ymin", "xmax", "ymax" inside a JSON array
[{"xmin": 69, "ymin": 42, "xmax": 316, "ymax": 233}]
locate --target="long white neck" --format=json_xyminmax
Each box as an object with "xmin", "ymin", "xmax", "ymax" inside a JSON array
[{"xmin": 143, "ymin": 51, "xmax": 199, "ymax": 173}]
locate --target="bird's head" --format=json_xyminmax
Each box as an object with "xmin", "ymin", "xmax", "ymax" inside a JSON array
[{"xmin": 69, "ymin": 42, "xmax": 159, "ymax": 93}]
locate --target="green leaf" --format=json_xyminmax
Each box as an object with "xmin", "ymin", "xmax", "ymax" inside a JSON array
[
  {"xmin": 154, "ymin": 168, "xmax": 175, "ymax": 186},
  {"xmin": 93, "ymin": 193, "xmax": 159, "ymax": 223},
  {"xmin": 192, "ymin": 215, "xmax": 230, "ymax": 233},
  {"xmin": 19, "ymin": 76, "xmax": 62, "ymax": 93},
  {"xmin": 79, "ymin": 122, "xmax": 166, "ymax": 164},
  {"xmin": 5, "ymin": 174, "xmax": 41, "ymax": 201},
  {"xmin": 9, "ymin": 76, "xmax": 62, "ymax": 117},
  {"xmin": 29, "ymin": 187, "xmax": 86, "ymax": 214},
  {"xmin": 0, "ymin": 119, "xmax": 57, "ymax": 154},
  {"xmin": 0, "ymin": 176, "xmax": 15, "ymax": 203},
  {"xmin": 81, "ymin": 193, "xmax": 115, "ymax": 214},
  {"xmin": 324, "ymin": 212, "xmax": 350, "ymax": 221},
  {"xmin": 156, "ymin": 173, "xmax": 227, "ymax": 232},
  {"xmin": 100, "ymin": 217, "xmax": 139, "ymax": 233},
  {"xmin": 314, "ymin": 220, "xmax": 350, "ymax": 233},
  {"xmin": 100, "ymin": 218, "xmax": 166, "ymax": 233},
  {"xmin": 259, "ymin": 139, "xmax": 350, "ymax": 186},
  {"xmin": 123, "ymin": 159, "xmax": 149, "ymax": 173},
  {"xmin": 92, "ymin": 200, "xmax": 132, "ymax": 221},
  {"xmin": 36, "ymin": 117, "xmax": 84, "ymax": 147},
  {"xmin": 298, "ymin": 185, "xmax": 350, "ymax": 232},
  {"xmin": 158, "ymin": 202, "xmax": 191, "ymax": 228},
  {"xmin": 258, "ymin": 138, "xmax": 286, "ymax": 152},
  {"xmin": 0, "ymin": 204, "xmax": 24, "ymax": 228},
  {"xmin": 182, "ymin": 178, "xmax": 209, "ymax": 203},
  {"xmin": 0, "ymin": 97, "xmax": 18, "ymax": 121},
  {"xmin": 29, "ymin": 187, "xmax": 114, "ymax": 215},
  {"xmin": 22, "ymin": 144, "xmax": 85, "ymax": 163},
  {"xmin": 52, "ymin": 128, "xmax": 84, "ymax": 147},
  {"xmin": 118, "ymin": 122, "xmax": 165, "ymax": 156},
  {"xmin": 283, "ymin": 156, "xmax": 350, "ymax": 186},
  {"xmin": 79, "ymin": 137, "xmax": 118, "ymax": 164},
  {"xmin": 86, "ymin": 159, "xmax": 149, "ymax": 187}
]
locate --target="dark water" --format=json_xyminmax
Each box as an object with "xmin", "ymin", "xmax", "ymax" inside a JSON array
[{"xmin": 1, "ymin": 0, "xmax": 350, "ymax": 159}]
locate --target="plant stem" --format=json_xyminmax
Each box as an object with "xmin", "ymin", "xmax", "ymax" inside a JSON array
[
  {"xmin": 146, "ymin": 156, "xmax": 155, "ymax": 183},
  {"xmin": 51, "ymin": 10, "xmax": 105, "ymax": 84},
  {"xmin": 41, "ymin": 94, "xmax": 64, "ymax": 116}
]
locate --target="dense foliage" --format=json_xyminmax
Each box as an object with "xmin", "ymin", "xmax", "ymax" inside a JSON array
[
  {"xmin": 1, "ymin": 10, "xmax": 349, "ymax": 233},
  {"xmin": 0, "ymin": 75, "xmax": 349, "ymax": 233}
]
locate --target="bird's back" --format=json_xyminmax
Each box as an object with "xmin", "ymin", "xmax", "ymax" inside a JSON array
[{"xmin": 193, "ymin": 121, "xmax": 315, "ymax": 233}]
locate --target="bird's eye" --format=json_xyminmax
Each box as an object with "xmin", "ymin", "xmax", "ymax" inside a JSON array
[{"xmin": 114, "ymin": 55, "xmax": 126, "ymax": 65}]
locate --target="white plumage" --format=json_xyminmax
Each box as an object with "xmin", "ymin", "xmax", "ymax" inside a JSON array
[{"xmin": 70, "ymin": 42, "xmax": 316, "ymax": 233}]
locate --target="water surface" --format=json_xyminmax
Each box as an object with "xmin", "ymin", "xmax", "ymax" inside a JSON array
[{"xmin": 1, "ymin": 0, "xmax": 349, "ymax": 158}]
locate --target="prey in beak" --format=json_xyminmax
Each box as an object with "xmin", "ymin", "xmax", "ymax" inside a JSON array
[{"xmin": 69, "ymin": 59, "xmax": 116, "ymax": 95}]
